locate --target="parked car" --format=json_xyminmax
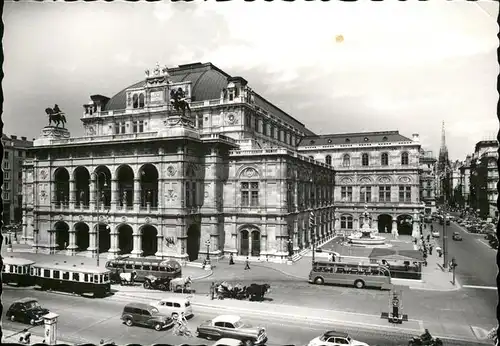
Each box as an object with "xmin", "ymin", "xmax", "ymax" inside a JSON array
[
  {"xmin": 307, "ymin": 331, "xmax": 369, "ymax": 346},
  {"xmin": 431, "ymin": 231, "xmax": 440, "ymax": 238},
  {"xmin": 196, "ymin": 315, "xmax": 267, "ymax": 345},
  {"xmin": 490, "ymin": 237, "xmax": 498, "ymax": 250},
  {"xmin": 121, "ymin": 302, "xmax": 174, "ymax": 331},
  {"xmin": 485, "ymin": 232, "xmax": 496, "ymax": 241},
  {"xmin": 149, "ymin": 296, "xmax": 193, "ymax": 319},
  {"xmin": 452, "ymin": 232, "xmax": 462, "ymax": 241},
  {"xmin": 6, "ymin": 297, "xmax": 49, "ymax": 325}
]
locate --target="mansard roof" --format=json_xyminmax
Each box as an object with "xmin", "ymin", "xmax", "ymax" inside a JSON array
[
  {"xmin": 103, "ymin": 62, "xmax": 313, "ymax": 134},
  {"xmin": 297, "ymin": 130, "xmax": 412, "ymax": 146}
]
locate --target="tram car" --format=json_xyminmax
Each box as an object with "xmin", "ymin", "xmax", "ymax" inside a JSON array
[
  {"xmin": 32, "ymin": 262, "xmax": 112, "ymax": 298},
  {"xmin": 105, "ymin": 256, "xmax": 182, "ymax": 282},
  {"xmin": 2, "ymin": 256, "xmax": 36, "ymax": 286}
]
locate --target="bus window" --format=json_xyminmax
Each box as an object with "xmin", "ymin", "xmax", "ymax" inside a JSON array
[
  {"xmin": 94, "ymin": 274, "xmax": 99, "ymax": 283},
  {"xmin": 134, "ymin": 264, "xmax": 142, "ymax": 270},
  {"xmin": 63, "ymin": 271, "xmax": 70, "ymax": 280},
  {"xmin": 10, "ymin": 265, "xmax": 15, "ymax": 273},
  {"xmin": 143, "ymin": 265, "xmax": 151, "ymax": 271},
  {"xmin": 84, "ymin": 274, "xmax": 89, "ymax": 282},
  {"xmin": 30, "ymin": 267, "xmax": 34, "ymax": 275},
  {"xmin": 17, "ymin": 266, "xmax": 24, "ymax": 274},
  {"xmin": 336, "ymin": 267, "xmax": 344, "ymax": 274},
  {"xmin": 125, "ymin": 264, "xmax": 133, "ymax": 270},
  {"xmin": 72, "ymin": 273, "xmax": 80, "ymax": 281},
  {"xmin": 53, "ymin": 270, "xmax": 60, "ymax": 279},
  {"xmin": 159, "ymin": 265, "xmax": 167, "ymax": 272},
  {"xmin": 43, "ymin": 269, "xmax": 51, "ymax": 278},
  {"xmin": 104, "ymin": 274, "xmax": 109, "ymax": 282},
  {"xmin": 151, "ymin": 265, "xmax": 158, "ymax": 271},
  {"xmin": 350, "ymin": 268, "xmax": 358, "ymax": 274}
]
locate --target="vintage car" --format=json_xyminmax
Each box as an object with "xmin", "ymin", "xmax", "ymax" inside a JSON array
[
  {"xmin": 307, "ymin": 331, "xmax": 369, "ymax": 346},
  {"xmin": 6, "ymin": 297, "xmax": 50, "ymax": 325},
  {"xmin": 431, "ymin": 231, "xmax": 440, "ymax": 238},
  {"xmin": 212, "ymin": 338, "xmax": 245, "ymax": 346},
  {"xmin": 196, "ymin": 315, "xmax": 267, "ymax": 345},
  {"xmin": 452, "ymin": 232, "xmax": 463, "ymax": 241},
  {"xmin": 149, "ymin": 296, "xmax": 193, "ymax": 318},
  {"xmin": 121, "ymin": 302, "xmax": 174, "ymax": 331}
]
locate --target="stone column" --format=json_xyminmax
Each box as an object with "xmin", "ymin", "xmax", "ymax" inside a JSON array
[
  {"xmin": 88, "ymin": 223, "xmax": 97, "ymax": 254},
  {"xmin": 69, "ymin": 180, "xmax": 76, "ymax": 209},
  {"xmin": 156, "ymin": 233, "xmax": 164, "ymax": 258},
  {"xmin": 108, "ymin": 227, "xmax": 119, "ymax": 259},
  {"xmin": 51, "ymin": 181, "xmax": 57, "ymax": 208},
  {"xmin": 66, "ymin": 230, "xmax": 77, "ymax": 256},
  {"xmin": 133, "ymin": 178, "xmax": 141, "ymax": 212},
  {"xmin": 131, "ymin": 227, "xmax": 143, "ymax": 257},
  {"xmin": 89, "ymin": 180, "xmax": 96, "ymax": 210},
  {"xmin": 111, "ymin": 179, "xmax": 118, "ymax": 211},
  {"xmin": 293, "ymin": 219, "xmax": 299, "ymax": 250},
  {"xmin": 392, "ymin": 218, "xmax": 398, "ymax": 235}
]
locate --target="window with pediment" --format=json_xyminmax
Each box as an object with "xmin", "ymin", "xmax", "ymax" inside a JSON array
[
  {"xmin": 401, "ymin": 152, "xmax": 409, "ymax": 165},
  {"xmin": 362, "ymin": 153, "xmax": 369, "ymax": 166},
  {"xmin": 342, "ymin": 154, "xmax": 350, "ymax": 167},
  {"xmin": 241, "ymin": 182, "xmax": 259, "ymax": 207},
  {"xmin": 381, "ymin": 153, "xmax": 389, "ymax": 166},
  {"xmin": 325, "ymin": 155, "xmax": 332, "ymax": 165}
]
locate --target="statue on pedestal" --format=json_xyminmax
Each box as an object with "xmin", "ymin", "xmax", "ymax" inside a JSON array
[
  {"xmin": 45, "ymin": 104, "xmax": 67, "ymax": 128},
  {"xmin": 122, "ymin": 191, "xmax": 128, "ymax": 207},
  {"xmin": 170, "ymin": 87, "xmax": 191, "ymax": 116}
]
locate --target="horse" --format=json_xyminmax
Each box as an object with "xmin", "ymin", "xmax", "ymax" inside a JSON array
[
  {"xmin": 119, "ymin": 271, "xmax": 137, "ymax": 286},
  {"xmin": 246, "ymin": 283, "xmax": 271, "ymax": 301},
  {"xmin": 170, "ymin": 88, "xmax": 191, "ymax": 116},
  {"xmin": 45, "ymin": 108, "xmax": 67, "ymax": 128},
  {"xmin": 170, "ymin": 276, "xmax": 192, "ymax": 292}
]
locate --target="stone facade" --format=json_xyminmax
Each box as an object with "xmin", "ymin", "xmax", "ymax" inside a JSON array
[
  {"xmin": 297, "ymin": 131, "xmax": 424, "ymax": 236},
  {"xmin": 22, "ymin": 62, "xmax": 335, "ymax": 263},
  {"xmin": 419, "ymin": 149, "xmax": 437, "ymax": 214}
]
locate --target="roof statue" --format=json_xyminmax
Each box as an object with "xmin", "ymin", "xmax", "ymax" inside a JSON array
[
  {"xmin": 170, "ymin": 87, "xmax": 191, "ymax": 116},
  {"xmin": 145, "ymin": 62, "xmax": 170, "ymax": 79},
  {"xmin": 45, "ymin": 104, "xmax": 67, "ymax": 128}
]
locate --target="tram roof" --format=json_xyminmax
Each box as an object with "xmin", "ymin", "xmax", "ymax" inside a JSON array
[
  {"xmin": 110, "ymin": 257, "xmax": 180, "ymax": 266},
  {"xmin": 2, "ymin": 256, "xmax": 36, "ymax": 266},
  {"xmin": 34, "ymin": 262, "xmax": 111, "ymax": 274}
]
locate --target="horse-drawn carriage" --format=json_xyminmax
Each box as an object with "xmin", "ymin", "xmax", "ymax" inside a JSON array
[
  {"xmin": 142, "ymin": 275, "xmax": 193, "ymax": 293},
  {"xmin": 215, "ymin": 282, "xmax": 271, "ymax": 302},
  {"xmin": 110, "ymin": 270, "xmax": 137, "ymax": 286}
]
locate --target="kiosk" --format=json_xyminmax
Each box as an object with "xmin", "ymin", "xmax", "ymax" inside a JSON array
[{"xmin": 42, "ymin": 312, "xmax": 59, "ymax": 345}]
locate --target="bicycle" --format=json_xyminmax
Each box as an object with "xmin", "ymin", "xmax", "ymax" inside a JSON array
[{"xmin": 173, "ymin": 322, "xmax": 192, "ymax": 337}]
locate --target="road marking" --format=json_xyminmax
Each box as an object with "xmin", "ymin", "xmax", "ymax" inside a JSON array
[
  {"xmin": 462, "ymin": 285, "xmax": 497, "ymax": 290},
  {"xmin": 478, "ymin": 239, "xmax": 494, "ymax": 248}
]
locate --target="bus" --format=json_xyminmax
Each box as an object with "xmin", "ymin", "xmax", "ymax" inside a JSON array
[
  {"xmin": 32, "ymin": 262, "xmax": 111, "ymax": 298},
  {"xmin": 2, "ymin": 256, "xmax": 36, "ymax": 286},
  {"xmin": 309, "ymin": 261, "xmax": 392, "ymax": 289},
  {"xmin": 104, "ymin": 256, "xmax": 182, "ymax": 282}
]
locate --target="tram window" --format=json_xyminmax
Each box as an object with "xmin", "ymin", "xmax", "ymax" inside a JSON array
[
  {"xmin": 9, "ymin": 265, "xmax": 15, "ymax": 273},
  {"xmin": 84, "ymin": 274, "xmax": 89, "ymax": 282},
  {"xmin": 93, "ymin": 274, "xmax": 99, "ymax": 283},
  {"xmin": 30, "ymin": 267, "xmax": 33, "ymax": 275},
  {"xmin": 151, "ymin": 265, "xmax": 158, "ymax": 271},
  {"xmin": 104, "ymin": 274, "xmax": 109, "ymax": 282},
  {"xmin": 43, "ymin": 269, "xmax": 51, "ymax": 278},
  {"xmin": 134, "ymin": 265, "xmax": 142, "ymax": 270},
  {"xmin": 143, "ymin": 265, "xmax": 151, "ymax": 271},
  {"xmin": 125, "ymin": 264, "xmax": 133, "ymax": 270},
  {"xmin": 53, "ymin": 270, "xmax": 60, "ymax": 279},
  {"xmin": 17, "ymin": 266, "xmax": 23, "ymax": 274},
  {"xmin": 72, "ymin": 273, "xmax": 80, "ymax": 281},
  {"xmin": 62, "ymin": 271, "xmax": 69, "ymax": 280},
  {"xmin": 159, "ymin": 266, "xmax": 167, "ymax": 272}
]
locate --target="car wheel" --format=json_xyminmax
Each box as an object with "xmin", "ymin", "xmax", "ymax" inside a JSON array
[
  {"xmin": 154, "ymin": 323, "xmax": 162, "ymax": 331},
  {"xmin": 125, "ymin": 318, "xmax": 133, "ymax": 327},
  {"xmin": 354, "ymin": 280, "xmax": 365, "ymax": 289},
  {"xmin": 9, "ymin": 315, "xmax": 15, "ymax": 322},
  {"xmin": 314, "ymin": 277, "xmax": 324, "ymax": 285},
  {"xmin": 30, "ymin": 319, "xmax": 36, "ymax": 325}
]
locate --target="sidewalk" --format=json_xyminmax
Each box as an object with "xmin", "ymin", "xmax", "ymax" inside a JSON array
[{"xmin": 2, "ymin": 328, "xmax": 74, "ymax": 345}]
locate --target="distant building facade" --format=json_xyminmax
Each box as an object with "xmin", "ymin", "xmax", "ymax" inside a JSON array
[
  {"xmin": 459, "ymin": 155, "xmax": 472, "ymax": 209},
  {"xmin": 22, "ymin": 62, "xmax": 336, "ymax": 263},
  {"xmin": 419, "ymin": 149, "xmax": 437, "ymax": 214},
  {"xmin": 2, "ymin": 134, "xmax": 33, "ymax": 224},
  {"xmin": 297, "ymin": 131, "xmax": 424, "ymax": 236}
]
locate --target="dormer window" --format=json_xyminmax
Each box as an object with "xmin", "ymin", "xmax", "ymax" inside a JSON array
[
  {"xmin": 328, "ymin": 139, "xmax": 333, "ymax": 144},
  {"xmin": 133, "ymin": 94, "xmax": 139, "ymax": 108},
  {"xmin": 139, "ymin": 94, "xmax": 145, "ymax": 108},
  {"xmin": 364, "ymin": 137, "xmax": 369, "ymax": 142},
  {"xmin": 345, "ymin": 138, "xmax": 350, "ymax": 143},
  {"xmin": 382, "ymin": 136, "xmax": 388, "ymax": 141},
  {"xmin": 310, "ymin": 140, "xmax": 315, "ymax": 145}
]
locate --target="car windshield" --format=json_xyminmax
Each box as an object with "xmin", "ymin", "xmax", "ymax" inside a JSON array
[
  {"xmin": 150, "ymin": 307, "xmax": 160, "ymax": 314},
  {"xmin": 24, "ymin": 301, "xmax": 41, "ymax": 310},
  {"xmin": 233, "ymin": 321, "xmax": 243, "ymax": 328}
]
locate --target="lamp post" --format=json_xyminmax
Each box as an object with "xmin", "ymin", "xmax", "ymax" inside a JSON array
[
  {"xmin": 451, "ymin": 257, "xmax": 457, "ymax": 285},
  {"xmin": 34, "ymin": 229, "xmax": 39, "ymax": 254},
  {"xmin": 92, "ymin": 172, "xmax": 108, "ymax": 267},
  {"xmin": 441, "ymin": 168, "xmax": 451, "ymax": 269},
  {"xmin": 310, "ymin": 211, "xmax": 316, "ymax": 263},
  {"xmin": 205, "ymin": 239, "xmax": 211, "ymax": 262}
]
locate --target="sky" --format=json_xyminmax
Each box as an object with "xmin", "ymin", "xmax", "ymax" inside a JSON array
[{"xmin": 2, "ymin": 0, "xmax": 498, "ymax": 160}]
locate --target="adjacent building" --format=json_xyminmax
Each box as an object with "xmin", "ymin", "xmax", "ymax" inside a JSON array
[
  {"xmin": 22, "ymin": 62, "xmax": 335, "ymax": 263},
  {"xmin": 297, "ymin": 131, "xmax": 424, "ymax": 236},
  {"xmin": 2, "ymin": 134, "xmax": 33, "ymax": 225},
  {"xmin": 419, "ymin": 149, "xmax": 437, "ymax": 215}
]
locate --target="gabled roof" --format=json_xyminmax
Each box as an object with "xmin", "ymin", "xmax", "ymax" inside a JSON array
[{"xmin": 297, "ymin": 130, "xmax": 412, "ymax": 147}]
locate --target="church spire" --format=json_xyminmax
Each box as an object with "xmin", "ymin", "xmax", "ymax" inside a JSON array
[
  {"xmin": 440, "ymin": 121, "xmax": 446, "ymax": 150},
  {"xmin": 438, "ymin": 120, "xmax": 449, "ymax": 172}
]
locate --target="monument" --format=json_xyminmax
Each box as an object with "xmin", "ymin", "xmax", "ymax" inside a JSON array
[
  {"xmin": 347, "ymin": 206, "xmax": 387, "ymax": 246},
  {"xmin": 34, "ymin": 104, "xmax": 70, "ymax": 146}
]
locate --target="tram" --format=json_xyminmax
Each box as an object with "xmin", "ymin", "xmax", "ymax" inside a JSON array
[
  {"xmin": 32, "ymin": 262, "xmax": 111, "ymax": 298},
  {"xmin": 2, "ymin": 256, "xmax": 36, "ymax": 286},
  {"xmin": 105, "ymin": 256, "xmax": 182, "ymax": 282}
]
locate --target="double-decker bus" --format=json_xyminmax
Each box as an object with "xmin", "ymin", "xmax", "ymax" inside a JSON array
[
  {"xmin": 309, "ymin": 261, "xmax": 392, "ymax": 289},
  {"xmin": 104, "ymin": 256, "xmax": 182, "ymax": 282}
]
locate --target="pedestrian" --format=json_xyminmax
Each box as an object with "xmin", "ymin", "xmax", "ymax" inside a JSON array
[
  {"xmin": 229, "ymin": 253, "xmax": 235, "ymax": 265},
  {"xmin": 210, "ymin": 282, "xmax": 215, "ymax": 300},
  {"xmin": 429, "ymin": 245, "xmax": 433, "ymax": 255},
  {"xmin": 328, "ymin": 253, "xmax": 333, "ymax": 262},
  {"xmin": 244, "ymin": 256, "xmax": 251, "ymax": 270},
  {"xmin": 427, "ymin": 234, "xmax": 430, "ymax": 242}
]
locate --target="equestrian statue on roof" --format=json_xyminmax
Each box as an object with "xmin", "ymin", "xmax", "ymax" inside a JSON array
[
  {"xmin": 45, "ymin": 104, "xmax": 67, "ymax": 128},
  {"xmin": 170, "ymin": 87, "xmax": 191, "ymax": 116}
]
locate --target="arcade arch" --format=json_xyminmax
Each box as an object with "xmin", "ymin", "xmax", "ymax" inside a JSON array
[
  {"xmin": 54, "ymin": 168, "xmax": 70, "ymax": 206},
  {"xmin": 117, "ymin": 165, "xmax": 134, "ymax": 208},
  {"xmin": 142, "ymin": 225, "xmax": 158, "ymax": 257},
  {"xmin": 397, "ymin": 214, "xmax": 413, "ymax": 235},
  {"xmin": 186, "ymin": 224, "xmax": 200, "ymax": 261},
  {"xmin": 96, "ymin": 223, "xmax": 111, "ymax": 253},
  {"xmin": 74, "ymin": 166, "xmax": 90, "ymax": 207},
  {"xmin": 377, "ymin": 214, "xmax": 393, "ymax": 233},
  {"xmin": 239, "ymin": 227, "xmax": 261, "ymax": 257},
  {"xmin": 54, "ymin": 221, "xmax": 69, "ymax": 250},
  {"xmin": 94, "ymin": 166, "xmax": 112, "ymax": 208},
  {"xmin": 118, "ymin": 224, "xmax": 134, "ymax": 255},
  {"xmin": 74, "ymin": 222, "xmax": 90, "ymax": 251},
  {"xmin": 139, "ymin": 164, "xmax": 159, "ymax": 208}
]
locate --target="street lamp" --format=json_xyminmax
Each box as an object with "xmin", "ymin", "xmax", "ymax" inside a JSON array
[
  {"xmin": 92, "ymin": 172, "xmax": 108, "ymax": 267},
  {"xmin": 441, "ymin": 167, "xmax": 451, "ymax": 269},
  {"xmin": 205, "ymin": 239, "xmax": 211, "ymax": 263},
  {"xmin": 34, "ymin": 229, "xmax": 39, "ymax": 254}
]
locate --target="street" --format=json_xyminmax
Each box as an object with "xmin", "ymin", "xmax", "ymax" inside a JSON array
[{"xmin": 1, "ymin": 286, "xmax": 490, "ymax": 346}]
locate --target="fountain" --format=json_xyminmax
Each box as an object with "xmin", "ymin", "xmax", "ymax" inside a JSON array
[{"xmin": 347, "ymin": 206, "xmax": 387, "ymax": 246}]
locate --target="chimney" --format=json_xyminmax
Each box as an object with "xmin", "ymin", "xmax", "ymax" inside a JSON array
[
  {"xmin": 21, "ymin": 136, "xmax": 26, "ymax": 141},
  {"xmin": 412, "ymin": 133, "xmax": 420, "ymax": 143},
  {"xmin": 11, "ymin": 135, "xmax": 17, "ymax": 140}
]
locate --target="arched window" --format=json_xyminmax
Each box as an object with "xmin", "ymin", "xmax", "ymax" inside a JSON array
[
  {"xmin": 362, "ymin": 153, "xmax": 369, "ymax": 166},
  {"xmin": 325, "ymin": 155, "xmax": 332, "ymax": 165},
  {"xmin": 401, "ymin": 152, "xmax": 409, "ymax": 165},
  {"xmin": 132, "ymin": 94, "xmax": 139, "ymax": 108},
  {"xmin": 381, "ymin": 153, "xmax": 389, "ymax": 166},
  {"xmin": 342, "ymin": 154, "xmax": 350, "ymax": 167},
  {"xmin": 340, "ymin": 215, "xmax": 353, "ymax": 229},
  {"xmin": 139, "ymin": 94, "xmax": 145, "ymax": 108}
]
